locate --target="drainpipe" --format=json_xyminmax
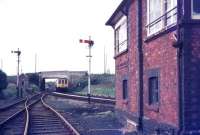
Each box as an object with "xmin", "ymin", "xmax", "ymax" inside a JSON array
[
  {"xmin": 136, "ymin": 0, "xmax": 144, "ymax": 133},
  {"xmin": 175, "ymin": 0, "xmax": 184, "ymax": 134}
]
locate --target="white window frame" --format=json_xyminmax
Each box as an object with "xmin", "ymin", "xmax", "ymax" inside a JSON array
[
  {"xmin": 147, "ymin": 0, "xmax": 163, "ymax": 36},
  {"xmin": 191, "ymin": 0, "xmax": 200, "ymax": 19},
  {"xmin": 114, "ymin": 15, "xmax": 128, "ymax": 55},
  {"xmin": 147, "ymin": 0, "xmax": 177, "ymax": 36}
]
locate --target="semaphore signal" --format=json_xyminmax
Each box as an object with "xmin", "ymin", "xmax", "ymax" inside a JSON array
[
  {"xmin": 79, "ymin": 39, "xmax": 94, "ymax": 46},
  {"xmin": 79, "ymin": 37, "xmax": 94, "ymax": 104}
]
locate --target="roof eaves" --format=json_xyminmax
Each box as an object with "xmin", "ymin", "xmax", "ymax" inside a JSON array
[{"xmin": 106, "ymin": 0, "xmax": 131, "ymax": 27}]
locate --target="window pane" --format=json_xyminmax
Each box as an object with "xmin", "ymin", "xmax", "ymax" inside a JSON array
[
  {"xmin": 115, "ymin": 27, "xmax": 120, "ymax": 53},
  {"xmin": 193, "ymin": 0, "xmax": 200, "ymax": 14},
  {"xmin": 119, "ymin": 21, "xmax": 127, "ymax": 43},
  {"xmin": 149, "ymin": 77, "xmax": 159, "ymax": 104},
  {"xmin": 115, "ymin": 17, "xmax": 127, "ymax": 54},
  {"xmin": 166, "ymin": 0, "xmax": 172, "ymax": 25},
  {"xmin": 119, "ymin": 21, "xmax": 127, "ymax": 52},
  {"xmin": 148, "ymin": 0, "xmax": 162, "ymax": 35},
  {"xmin": 166, "ymin": 0, "xmax": 171, "ymax": 10},
  {"xmin": 149, "ymin": 0, "xmax": 161, "ymax": 22},
  {"xmin": 166, "ymin": 0, "xmax": 177, "ymax": 26},
  {"xmin": 123, "ymin": 80, "xmax": 128, "ymax": 99},
  {"xmin": 148, "ymin": 0, "xmax": 177, "ymax": 35}
]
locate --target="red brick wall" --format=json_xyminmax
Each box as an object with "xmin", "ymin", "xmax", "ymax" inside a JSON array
[
  {"xmin": 115, "ymin": 0, "xmax": 179, "ymax": 128},
  {"xmin": 142, "ymin": 0, "xmax": 179, "ymax": 127},
  {"xmin": 127, "ymin": 0, "xmax": 138, "ymax": 114},
  {"xmin": 115, "ymin": 1, "xmax": 138, "ymax": 115},
  {"xmin": 115, "ymin": 52, "xmax": 129, "ymax": 111},
  {"xmin": 143, "ymin": 33, "xmax": 179, "ymax": 127},
  {"xmin": 114, "ymin": 0, "xmax": 200, "ymax": 133}
]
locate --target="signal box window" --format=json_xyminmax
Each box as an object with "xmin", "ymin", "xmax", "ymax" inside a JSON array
[
  {"xmin": 149, "ymin": 77, "xmax": 159, "ymax": 105},
  {"xmin": 148, "ymin": 0, "xmax": 162, "ymax": 35},
  {"xmin": 122, "ymin": 80, "xmax": 128, "ymax": 99},
  {"xmin": 114, "ymin": 15, "xmax": 128, "ymax": 55},
  {"xmin": 192, "ymin": 0, "xmax": 200, "ymax": 19},
  {"xmin": 147, "ymin": 0, "xmax": 177, "ymax": 36}
]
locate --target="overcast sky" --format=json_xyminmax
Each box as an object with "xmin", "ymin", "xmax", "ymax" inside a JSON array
[{"xmin": 0, "ymin": 0, "xmax": 122, "ymax": 75}]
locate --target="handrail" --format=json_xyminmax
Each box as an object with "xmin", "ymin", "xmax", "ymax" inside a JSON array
[
  {"xmin": 146, "ymin": 6, "xmax": 177, "ymax": 28},
  {"xmin": 41, "ymin": 94, "xmax": 80, "ymax": 135}
]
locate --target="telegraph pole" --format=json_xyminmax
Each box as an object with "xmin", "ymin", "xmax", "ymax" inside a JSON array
[
  {"xmin": 88, "ymin": 37, "xmax": 92, "ymax": 103},
  {"xmin": 1, "ymin": 59, "xmax": 3, "ymax": 70},
  {"xmin": 104, "ymin": 45, "xmax": 107, "ymax": 74},
  {"xmin": 79, "ymin": 37, "xmax": 94, "ymax": 104},
  {"xmin": 12, "ymin": 48, "xmax": 21, "ymax": 98},
  {"xmin": 35, "ymin": 53, "xmax": 37, "ymax": 73}
]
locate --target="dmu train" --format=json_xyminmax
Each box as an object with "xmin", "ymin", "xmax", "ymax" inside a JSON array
[{"xmin": 56, "ymin": 78, "xmax": 69, "ymax": 90}]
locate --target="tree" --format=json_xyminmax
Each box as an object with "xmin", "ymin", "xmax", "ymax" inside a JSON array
[
  {"xmin": 0, "ymin": 70, "xmax": 8, "ymax": 98},
  {"xmin": 28, "ymin": 73, "xmax": 39, "ymax": 86}
]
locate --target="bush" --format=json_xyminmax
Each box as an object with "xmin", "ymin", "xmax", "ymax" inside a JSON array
[
  {"xmin": 0, "ymin": 70, "xmax": 8, "ymax": 98},
  {"xmin": 2, "ymin": 83, "xmax": 17, "ymax": 99},
  {"xmin": 28, "ymin": 73, "xmax": 39, "ymax": 86},
  {"xmin": 0, "ymin": 70, "xmax": 8, "ymax": 91}
]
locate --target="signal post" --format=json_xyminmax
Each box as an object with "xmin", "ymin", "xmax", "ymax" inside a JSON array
[
  {"xmin": 11, "ymin": 48, "xmax": 21, "ymax": 98},
  {"xmin": 79, "ymin": 37, "xmax": 94, "ymax": 104}
]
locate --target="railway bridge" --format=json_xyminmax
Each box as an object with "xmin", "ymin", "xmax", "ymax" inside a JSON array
[
  {"xmin": 19, "ymin": 70, "xmax": 87, "ymax": 91},
  {"xmin": 38, "ymin": 70, "xmax": 87, "ymax": 90}
]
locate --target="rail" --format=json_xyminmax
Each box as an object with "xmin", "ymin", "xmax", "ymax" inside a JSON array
[
  {"xmin": 0, "ymin": 93, "xmax": 40, "ymax": 111},
  {"xmin": 23, "ymin": 98, "xmax": 29, "ymax": 135},
  {"xmin": 52, "ymin": 92, "xmax": 116, "ymax": 105},
  {"xmin": 0, "ymin": 98, "xmax": 27, "ymax": 127},
  {"xmin": 0, "ymin": 93, "xmax": 80, "ymax": 135},
  {"xmin": 41, "ymin": 94, "xmax": 80, "ymax": 135},
  {"xmin": 0, "ymin": 98, "xmax": 26, "ymax": 111},
  {"xmin": 23, "ymin": 94, "xmax": 42, "ymax": 135},
  {"xmin": 0, "ymin": 93, "xmax": 41, "ymax": 128}
]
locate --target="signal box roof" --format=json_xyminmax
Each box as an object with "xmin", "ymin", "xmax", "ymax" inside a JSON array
[{"xmin": 106, "ymin": 0, "xmax": 131, "ymax": 27}]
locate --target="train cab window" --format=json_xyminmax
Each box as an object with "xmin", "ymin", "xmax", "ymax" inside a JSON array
[
  {"xmin": 65, "ymin": 80, "xmax": 67, "ymax": 84},
  {"xmin": 192, "ymin": 0, "xmax": 200, "ymax": 19},
  {"xmin": 62, "ymin": 80, "xmax": 64, "ymax": 84},
  {"xmin": 58, "ymin": 80, "xmax": 62, "ymax": 84}
]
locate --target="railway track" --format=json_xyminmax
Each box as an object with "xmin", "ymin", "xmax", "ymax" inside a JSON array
[
  {"xmin": 0, "ymin": 94, "xmax": 40, "ymax": 125},
  {"xmin": 0, "ymin": 94, "xmax": 80, "ymax": 135},
  {"xmin": 51, "ymin": 92, "xmax": 116, "ymax": 105},
  {"xmin": 0, "ymin": 91, "xmax": 40, "ymax": 111},
  {"xmin": 0, "ymin": 94, "xmax": 41, "ymax": 134},
  {"xmin": 0, "ymin": 98, "xmax": 26, "ymax": 111}
]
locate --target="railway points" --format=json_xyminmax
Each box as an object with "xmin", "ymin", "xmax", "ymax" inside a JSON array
[
  {"xmin": 0, "ymin": 90, "xmax": 135, "ymax": 135},
  {"xmin": 0, "ymin": 92, "xmax": 80, "ymax": 135}
]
